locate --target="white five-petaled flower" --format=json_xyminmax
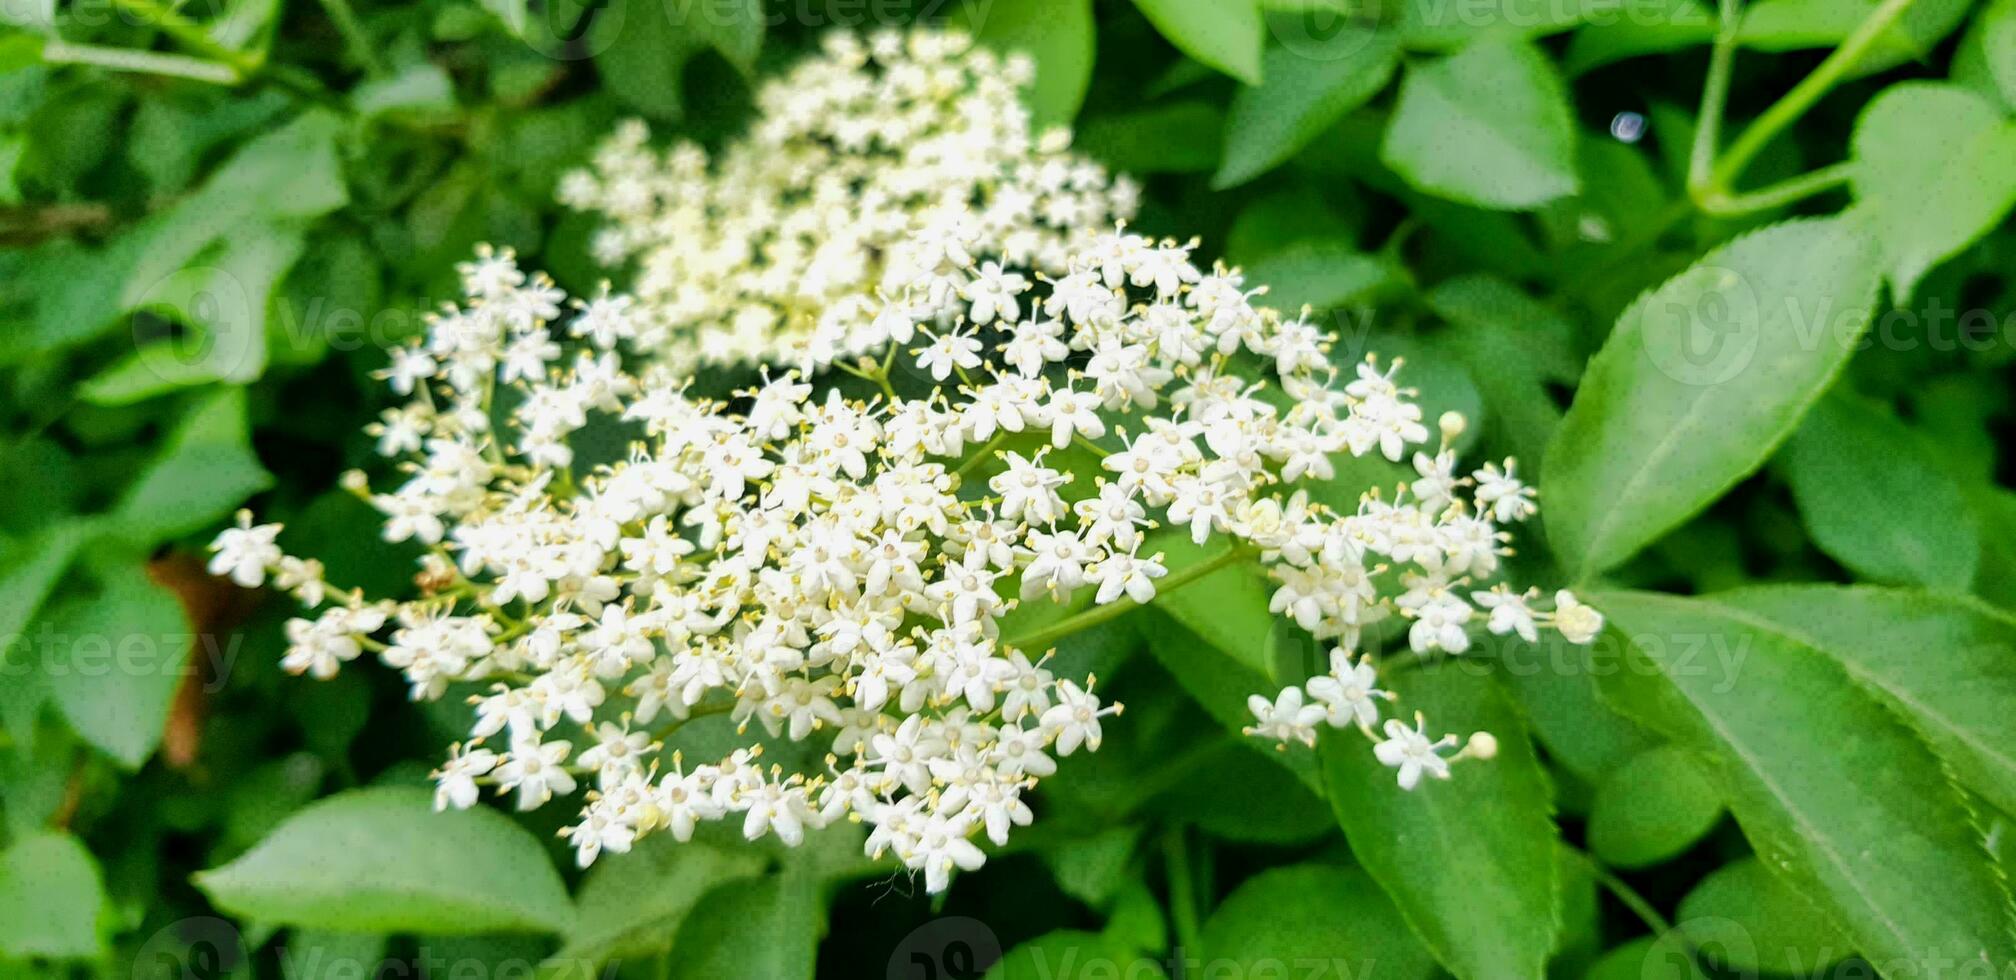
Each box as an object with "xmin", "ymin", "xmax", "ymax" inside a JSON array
[
  {"xmin": 1244, "ymin": 687, "xmax": 1326, "ymax": 747},
  {"xmin": 1374, "ymin": 715, "xmax": 1457, "ymax": 790},
  {"xmin": 209, "ymin": 511, "xmax": 282, "ymax": 587},
  {"xmin": 1304, "ymin": 649, "xmax": 1389, "ymax": 731}
]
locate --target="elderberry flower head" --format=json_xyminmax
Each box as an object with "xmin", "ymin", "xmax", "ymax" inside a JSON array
[
  {"xmin": 214, "ymin": 221, "xmax": 1597, "ymax": 894},
  {"xmin": 557, "ymin": 27, "xmax": 1139, "ymax": 375}
]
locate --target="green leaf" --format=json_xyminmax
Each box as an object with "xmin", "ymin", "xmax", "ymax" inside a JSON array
[
  {"xmin": 1590, "ymin": 590, "xmax": 2016, "ymax": 975},
  {"xmin": 91, "ymin": 221, "xmax": 310, "ymax": 397},
  {"xmin": 1583, "ymin": 935, "xmax": 1705, "ymax": 980},
  {"xmin": 0, "ymin": 519, "xmax": 91, "ymax": 747},
  {"xmin": 1225, "ymin": 184, "xmax": 1365, "ymax": 264},
  {"xmin": 1552, "ymin": 844, "xmax": 1603, "ymax": 971},
  {"xmin": 107, "ymin": 386, "xmax": 273, "ymax": 544},
  {"xmin": 351, "ymin": 62, "xmax": 457, "ymax": 119},
  {"xmin": 1960, "ymin": 0, "xmax": 2016, "ymax": 108},
  {"xmin": 1130, "ymin": 0, "xmax": 1263, "ymax": 84},
  {"xmin": 194, "ymin": 787, "xmax": 575, "ymax": 935},
  {"xmin": 1782, "ymin": 393, "xmax": 1981, "ymax": 590},
  {"xmin": 1380, "ymin": 39, "xmax": 1578, "ymax": 211},
  {"xmin": 1848, "ymin": 83, "xmax": 2016, "ymax": 302},
  {"xmin": 550, "ymin": 837, "xmax": 765, "ymax": 966},
  {"xmin": 1678, "ymin": 858, "xmax": 1852, "ymax": 975},
  {"xmin": 0, "ymin": 831, "xmax": 107, "ymax": 960},
  {"xmin": 1213, "ymin": 25, "xmax": 1399, "ymax": 188},
  {"xmin": 1200, "ymin": 864, "xmax": 1438, "ymax": 979},
  {"xmin": 1394, "ymin": 0, "xmax": 1612, "ymax": 49},
  {"xmin": 1587, "ymin": 745, "xmax": 1724, "ymax": 869},
  {"xmin": 1708, "ymin": 585, "xmax": 2016, "ymax": 819},
  {"xmin": 1241, "ymin": 241, "xmax": 1395, "ymax": 312},
  {"xmin": 679, "ymin": 0, "xmax": 763, "ymax": 75},
  {"xmin": 281, "ymin": 930, "xmax": 387, "ymax": 980},
  {"xmin": 44, "ymin": 562, "xmax": 188, "ymax": 768},
  {"xmin": 1151, "ymin": 740, "xmax": 1332, "ymax": 844},
  {"xmin": 1077, "ymin": 101, "xmax": 1226, "ymax": 173},
  {"xmin": 30, "ymin": 110, "xmax": 341, "ymax": 372},
  {"xmin": 122, "ymin": 110, "xmax": 346, "ymax": 295},
  {"xmin": 1148, "ymin": 532, "xmax": 1276, "ymax": 681},
  {"xmin": 985, "ymin": 928, "xmax": 1165, "ymax": 980},
  {"xmin": 1497, "ymin": 637, "xmax": 1658, "ymax": 784},
  {"xmin": 1542, "ymin": 217, "xmax": 1882, "ymax": 581},
  {"xmin": 591, "ymin": 0, "xmax": 705, "ymax": 121},
  {"xmin": 1427, "ymin": 275, "xmax": 1580, "ymax": 467},
  {"xmin": 961, "ymin": 0, "xmax": 1096, "ymax": 127},
  {"xmin": 664, "ymin": 867, "xmax": 821, "ymax": 980},
  {"xmin": 1318, "ymin": 668, "xmax": 1558, "ymax": 979},
  {"xmin": 1102, "ymin": 880, "xmax": 1165, "ymax": 955},
  {"xmin": 1740, "ymin": 0, "xmax": 1975, "ymax": 74},
  {"xmin": 1136, "ymin": 613, "xmax": 1324, "ymax": 793},
  {"xmin": 1043, "ymin": 828, "xmax": 1141, "ymax": 908},
  {"xmin": 1562, "ymin": 0, "xmax": 1716, "ymax": 75}
]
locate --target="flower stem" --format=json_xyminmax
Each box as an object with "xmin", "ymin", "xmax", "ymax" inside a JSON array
[
  {"xmin": 1695, "ymin": 162, "xmax": 1853, "ymax": 216},
  {"xmin": 40, "ymin": 40, "xmax": 240, "ymax": 83},
  {"xmin": 1002, "ymin": 544, "xmax": 1254, "ymax": 653},
  {"xmin": 316, "ymin": 0, "xmax": 385, "ymax": 75},
  {"xmin": 108, "ymin": 0, "xmax": 348, "ymax": 110},
  {"xmin": 1566, "ymin": 845, "xmax": 1674, "ymax": 935},
  {"xmin": 950, "ymin": 432, "xmax": 1009, "ymax": 479},
  {"xmin": 1163, "ymin": 826, "xmax": 1205, "ymax": 956},
  {"xmin": 651, "ymin": 700, "xmax": 736, "ymax": 742},
  {"xmin": 1695, "ymin": 0, "xmax": 1919, "ymax": 201},
  {"xmin": 1686, "ymin": 0, "xmax": 1745, "ymax": 196}
]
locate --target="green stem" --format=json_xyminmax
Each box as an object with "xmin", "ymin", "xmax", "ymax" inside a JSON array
[
  {"xmin": 40, "ymin": 39, "xmax": 239, "ymax": 83},
  {"xmin": 1686, "ymin": 0, "xmax": 1745, "ymax": 194},
  {"xmin": 1002, "ymin": 544, "xmax": 1254, "ymax": 653},
  {"xmin": 110, "ymin": 0, "xmax": 259, "ymax": 73},
  {"xmin": 652, "ymin": 700, "xmax": 736, "ymax": 742},
  {"xmin": 315, "ymin": 0, "xmax": 385, "ymax": 75},
  {"xmin": 1163, "ymin": 826, "xmax": 1204, "ymax": 957},
  {"xmin": 950, "ymin": 432, "xmax": 1009, "ymax": 480},
  {"xmin": 1702, "ymin": 0, "xmax": 1920, "ymax": 196},
  {"xmin": 1696, "ymin": 162, "xmax": 1853, "ymax": 216},
  {"xmin": 836, "ymin": 359, "xmax": 899, "ymax": 402},
  {"xmin": 108, "ymin": 0, "xmax": 347, "ymax": 110},
  {"xmin": 1567, "ymin": 846, "xmax": 1674, "ymax": 935}
]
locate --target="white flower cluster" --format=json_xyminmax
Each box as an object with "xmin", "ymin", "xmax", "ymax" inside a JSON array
[
  {"xmin": 211, "ymin": 222, "xmax": 1601, "ymax": 893},
  {"xmin": 556, "ymin": 28, "xmax": 1139, "ymax": 376}
]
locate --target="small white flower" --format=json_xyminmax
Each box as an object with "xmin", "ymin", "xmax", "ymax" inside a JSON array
[
  {"xmin": 1473, "ymin": 460, "xmax": 1537, "ymax": 523},
  {"xmin": 1373, "ymin": 716, "xmax": 1456, "ymax": 790},
  {"xmin": 494, "ymin": 737, "xmax": 577, "ymax": 810},
  {"xmin": 432, "ymin": 744, "xmax": 498, "ymax": 811},
  {"xmin": 1042, "ymin": 680, "xmax": 1115, "ymax": 755},
  {"xmin": 1304, "ymin": 649, "xmax": 1388, "ymax": 731},
  {"xmin": 208, "ymin": 511, "xmax": 282, "ymax": 588},
  {"xmin": 915, "ymin": 329, "xmax": 983, "ymax": 381},
  {"xmin": 1473, "ymin": 585, "xmax": 1540, "ymax": 643},
  {"xmin": 1406, "ymin": 590, "xmax": 1475, "ymax": 655},
  {"xmin": 1090, "ymin": 548, "xmax": 1166, "ymax": 605},
  {"xmin": 1244, "ymin": 686, "xmax": 1326, "ymax": 747}
]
